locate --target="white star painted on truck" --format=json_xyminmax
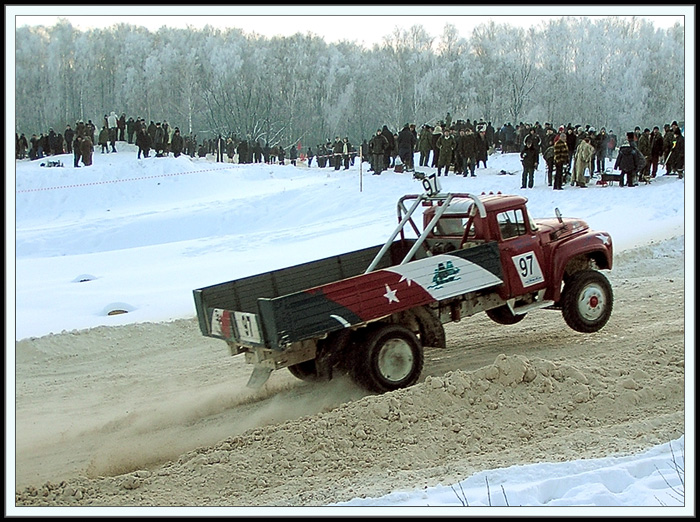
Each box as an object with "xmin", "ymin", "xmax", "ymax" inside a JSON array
[
  {"xmin": 596, "ymin": 234, "xmax": 610, "ymax": 245},
  {"xmin": 398, "ymin": 274, "xmax": 414, "ymax": 286},
  {"xmin": 384, "ymin": 284, "xmax": 399, "ymax": 303}
]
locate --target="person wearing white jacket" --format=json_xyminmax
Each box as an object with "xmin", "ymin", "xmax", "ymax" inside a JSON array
[
  {"xmin": 572, "ymin": 136, "xmax": 595, "ymax": 188},
  {"xmin": 107, "ymin": 111, "xmax": 118, "ymax": 152}
]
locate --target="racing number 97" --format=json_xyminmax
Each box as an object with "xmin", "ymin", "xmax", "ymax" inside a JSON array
[
  {"xmin": 518, "ymin": 253, "xmax": 534, "ymax": 278},
  {"xmin": 511, "ymin": 251, "xmax": 544, "ymax": 287}
]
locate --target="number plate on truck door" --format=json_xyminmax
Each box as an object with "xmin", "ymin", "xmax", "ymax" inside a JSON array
[{"xmin": 511, "ymin": 251, "xmax": 545, "ymax": 287}]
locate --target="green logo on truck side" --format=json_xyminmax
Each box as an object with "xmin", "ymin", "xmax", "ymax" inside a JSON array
[{"xmin": 428, "ymin": 261, "xmax": 461, "ymax": 289}]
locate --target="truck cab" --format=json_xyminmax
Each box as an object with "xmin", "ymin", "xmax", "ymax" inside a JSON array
[{"xmin": 423, "ymin": 192, "xmax": 612, "ymax": 306}]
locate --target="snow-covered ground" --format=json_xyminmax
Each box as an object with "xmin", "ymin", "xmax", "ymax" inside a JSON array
[
  {"xmin": 8, "ymin": 143, "xmax": 693, "ymax": 514},
  {"xmin": 334, "ymin": 436, "xmax": 686, "ymax": 509}
]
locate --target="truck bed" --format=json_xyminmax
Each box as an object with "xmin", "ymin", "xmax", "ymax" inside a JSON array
[
  {"xmin": 194, "ymin": 240, "xmax": 420, "ymax": 339},
  {"xmin": 194, "ymin": 240, "xmax": 503, "ymax": 351}
]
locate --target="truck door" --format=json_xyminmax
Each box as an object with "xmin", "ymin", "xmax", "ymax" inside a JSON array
[{"xmin": 495, "ymin": 207, "xmax": 548, "ymax": 298}]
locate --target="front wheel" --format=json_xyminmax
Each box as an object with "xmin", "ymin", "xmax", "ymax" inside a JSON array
[
  {"xmin": 561, "ymin": 270, "xmax": 613, "ymax": 333},
  {"xmin": 351, "ymin": 324, "xmax": 424, "ymax": 393}
]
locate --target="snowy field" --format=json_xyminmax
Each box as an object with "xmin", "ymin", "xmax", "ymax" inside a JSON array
[
  {"xmin": 11, "ymin": 144, "xmax": 689, "ymax": 340},
  {"xmin": 8, "ymin": 143, "xmax": 693, "ymax": 514}
]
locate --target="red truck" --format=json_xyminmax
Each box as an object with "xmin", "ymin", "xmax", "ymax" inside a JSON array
[{"xmin": 193, "ymin": 189, "xmax": 613, "ymax": 393}]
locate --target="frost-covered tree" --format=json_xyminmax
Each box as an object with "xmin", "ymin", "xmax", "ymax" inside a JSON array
[{"xmin": 15, "ymin": 18, "xmax": 686, "ymax": 145}]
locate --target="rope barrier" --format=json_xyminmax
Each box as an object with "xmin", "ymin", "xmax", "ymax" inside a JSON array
[
  {"xmin": 17, "ymin": 151, "xmax": 369, "ymax": 194},
  {"xmin": 16, "ymin": 165, "xmax": 237, "ymax": 194}
]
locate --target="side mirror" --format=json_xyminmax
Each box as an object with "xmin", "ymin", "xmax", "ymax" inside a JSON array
[{"xmin": 555, "ymin": 207, "xmax": 563, "ymax": 224}]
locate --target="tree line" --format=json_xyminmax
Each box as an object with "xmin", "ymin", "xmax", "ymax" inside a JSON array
[{"xmin": 15, "ymin": 17, "xmax": 685, "ymax": 150}]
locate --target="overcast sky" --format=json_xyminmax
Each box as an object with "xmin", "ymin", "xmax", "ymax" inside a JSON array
[{"xmin": 9, "ymin": 6, "xmax": 689, "ymax": 49}]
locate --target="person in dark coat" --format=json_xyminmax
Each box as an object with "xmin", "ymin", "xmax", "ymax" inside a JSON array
[
  {"xmin": 661, "ymin": 124, "xmax": 673, "ymax": 163},
  {"xmin": 17, "ymin": 133, "xmax": 28, "ymax": 159},
  {"xmin": 636, "ymin": 128, "xmax": 652, "ymax": 182},
  {"xmin": 369, "ymin": 129, "xmax": 389, "ymax": 174},
  {"xmin": 485, "ymin": 122, "xmax": 496, "ymax": 153},
  {"xmin": 214, "ymin": 134, "xmax": 224, "ymax": 162},
  {"xmin": 64, "ymin": 125, "xmax": 74, "ymax": 154},
  {"xmin": 136, "ymin": 127, "xmax": 151, "ymax": 159},
  {"xmin": 397, "ymin": 123, "xmax": 417, "ymax": 171},
  {"xmin": 381, "ymin": 125, "xmax": 395, "ymax": 170},
  {"xmin": 153, "ymin": 123, "xmax": 166, "ymax": 157},
  {"xmin": 73, "ymin": 135, "xmax": 82, "ymax": 167},
  {"xmin": 417, "ymin": 125, "xmax": 432, "ymax": 167},
  {"xmin": 80, "ymin": 135, "xmax": 94, "ymax": 166},
  {"xmin": 278, "ymin": 145, "xmax": 285, "ymax": 165},
  {"xmin": 502, "ymin": 123, "xmax": 516, "ymax": 153},
  {"xmin": 614, "ymin": 133, "xmax": 643, "ymax": 187},
  {"xmin": 253, "ymin": 141, "xmax": 263, "ymax": 163},
  {"xmin": 553, "ymin": 127, "xmax": 569, "ymax": 190},
  {"xmin": 436, "ymin": 128, "xmax": 456, "ymax": 176},
  {"xmin": 475, "ymin": 131, "xmax": 488, "ymax": 168},
  {"xmin": 649, "ymin": 126, "xmax": 665, "ymax": 178},
  {"xmin": 47, "ymin": 128, "xmax": 59, "ymax": 156},
  {"xmin": 40, "ymin": 133, "xmax": 50, "ymax": 158},
  {"xmin": 315, "ymin": 144, "xmax": 325, "ymax": 168},
  {"xmin": 595, "ymin": 128, "xmax": 609, "ymax": 173},
  {"xmin": 118, "ymin": 113, "xmax": 127, "ymax": 142},
  {"xmin": 126, "ymin": 117, "xmax": 136, "ymax": 144},
  {"xmin": 171, "ymin": 128, "xmax": 184, "ymax": 157},
  {"xmin": 237, "ymin": 140, "xmax": 249, "ymax": 164},
  {"xmin": 332, "ymin": 136, "xmax": 344, "ymax": 170},
  {"xmin": 98, "ymin": 125, "xmax": 110, "ymax": 153},
  {"xmin": 542, "ymin": 127, "xmax": 556, "ymax": 186},
  {"xmin": 289, "ymin": 144, "xmax": 298, "ymax": 166},
  {"xmin": 462, "ymin": 127, "xmax": 478, "ymax": 177},
  {"xmin": 520, "ymin": 135, "xmax": 540, "ymax": 189},
  {"xmin": 665, "ymin": 127, "xmax": 684, "ymax": 178}
]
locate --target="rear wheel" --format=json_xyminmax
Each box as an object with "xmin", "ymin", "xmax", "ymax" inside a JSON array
[
  {"xmin": 485, "ymin": 305, "xmax": 526, "ymax": 325},
  {"xmin": 288, "ymin": 359, "xmax": 323, "ymax": 382},
  {"xmin": 351, "ymin": 324, "xmax": 424, "ymax": 393},
  {"xmin": 413, "ymin": 306, "xmax": 446, "ymax": 348},
  {"xmin": 561, "ymin": 270, "xmax": 613, "ymax": 333}
]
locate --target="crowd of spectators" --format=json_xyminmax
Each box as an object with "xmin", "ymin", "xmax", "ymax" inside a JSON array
[{"xmin": 15, "ymin": 112, "xmax": 684, "ymax": 185}]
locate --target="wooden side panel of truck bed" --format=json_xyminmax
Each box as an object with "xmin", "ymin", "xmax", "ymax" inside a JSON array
[
  {"xmin": 258, "ymin": 241, "xmax": 503, "ymax": 349},
  {"xmin": 193, "ymin": 240, "xmax": 420, "ymax": 340}
]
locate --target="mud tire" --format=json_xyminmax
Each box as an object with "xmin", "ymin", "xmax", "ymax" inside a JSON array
[
  {"xmin": 561, "ymin": 270, "xmax": 613, "ymax": 333},
  {"xmin": 351, "ymin": 324, "xmax": 424, "ymax": 393}
]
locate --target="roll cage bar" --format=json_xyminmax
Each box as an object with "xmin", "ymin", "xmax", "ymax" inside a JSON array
[{"xmin": 365, "ymin": 192, "xmax": 487, "ymax": 273}]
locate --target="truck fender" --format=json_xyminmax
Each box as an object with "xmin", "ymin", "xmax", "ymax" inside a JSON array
[{"xmin": 550, "ymin": 234, "xmax": 613, "ymax": 302}]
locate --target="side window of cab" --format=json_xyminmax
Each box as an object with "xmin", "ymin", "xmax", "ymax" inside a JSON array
[{"xmin": 497, "ymin": 209, "xmax": 527, "ymax": 240}]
